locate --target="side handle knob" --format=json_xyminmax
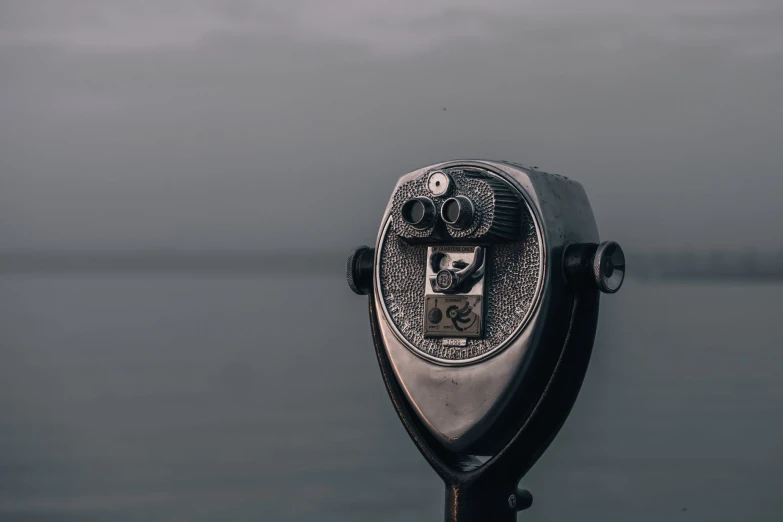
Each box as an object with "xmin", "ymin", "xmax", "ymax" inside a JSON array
[
  {"xmin": 564, "ymin": 241, "xmax": 625, "ymax": 294},
  {"xmin": 508, "ymin": 488, "xmax": 533, "ymax": 511},
  {"xmin": 593, "ymin": 241, "xmax": 625, "ymax": 293},
  {"xmin": 346, "ymin": 246, "xmax": 375, "ymax": 295}
]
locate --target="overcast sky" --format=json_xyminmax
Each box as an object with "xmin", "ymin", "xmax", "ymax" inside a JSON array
[{"xmin": 1, "ymin": 0, "xmax": 782, "ymax": 252}]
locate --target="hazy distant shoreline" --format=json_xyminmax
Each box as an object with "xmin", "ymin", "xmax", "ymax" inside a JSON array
[
  {"xmin": 0, "ymin": 251, "xmax": 342, "ymax": 275},
  {"xmin": 2, "ymin": 250, "xmax": 782, "ymax": 280}
]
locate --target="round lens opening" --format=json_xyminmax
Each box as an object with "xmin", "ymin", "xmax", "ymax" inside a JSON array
[
  {"xmin": 402, "ymin": 199, "xmax": 425, "ymax": 225},
  {"xmin": 442, "ymin": 198, "xmax": 461, "ymax": 224},
  {"xmin": 409, "ymin": 200, "xmax": 425, "ymax": 223},
  {"xmin": 401, "ymin": 197, "xmax": 436, "ymax": 229}
]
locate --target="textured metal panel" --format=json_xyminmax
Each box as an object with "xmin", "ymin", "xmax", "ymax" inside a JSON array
[
  {"xmin": 379, "ymin": 167, "xmax": 542, "ymax": 363},
  {"xmin": 372, "ymin": 160, "xmax": 599, "ymax": 452},
  {"xmin": 389, "ymin": 168, "xmax": 523, "ymax": 242}
]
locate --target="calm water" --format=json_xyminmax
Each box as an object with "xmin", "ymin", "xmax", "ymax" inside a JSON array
[{"xmin": 0, "ymin": 275, "xmax": 781, "ymax": 521}]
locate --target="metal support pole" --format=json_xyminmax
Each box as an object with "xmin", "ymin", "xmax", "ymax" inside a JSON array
[{"xmin": 444, "ymin": 480, "xmax": 519, "ymax": 522}]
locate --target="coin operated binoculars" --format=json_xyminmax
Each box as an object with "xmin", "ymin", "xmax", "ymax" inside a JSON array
[{"xmin": 347, "ymin": 160, "xmax": 625, "ymax": 521}]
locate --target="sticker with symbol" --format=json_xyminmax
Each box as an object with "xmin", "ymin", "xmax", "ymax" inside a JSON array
[{"xmin": 424, "ymin": 295, "xmax": 482, "ymax": 337}]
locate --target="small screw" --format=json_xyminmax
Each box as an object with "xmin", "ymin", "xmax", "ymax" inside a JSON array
[{"xmin": 508, "ymin": 488, "xmax": 533, "ymax": 511}]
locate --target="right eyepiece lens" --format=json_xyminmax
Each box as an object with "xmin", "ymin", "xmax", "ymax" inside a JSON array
[
  {"xmin": 401, "ymin": 197, "xmax": 436, "ymax": 229},
  {"xmin": 443, "ymin": 199, "xmax": 460, "ymax": 223},
  {"xmin": 441, "ymin": 196, "xmax": 475, "ymax": 229}
]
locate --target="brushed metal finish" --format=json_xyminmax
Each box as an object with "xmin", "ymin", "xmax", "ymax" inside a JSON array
[{"xmin": 373, "ymin": 160, "xmax": 598, "ymax": 451}]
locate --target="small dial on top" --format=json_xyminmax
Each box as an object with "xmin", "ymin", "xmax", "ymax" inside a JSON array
[{"xmin": 426, "ymin": 171, "xmax": 451, "ymax": 197}]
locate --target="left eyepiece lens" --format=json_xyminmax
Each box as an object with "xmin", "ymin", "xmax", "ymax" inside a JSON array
[{"xmin": 401, "ymin": 197, "xmax": 436, "ymax": 230}]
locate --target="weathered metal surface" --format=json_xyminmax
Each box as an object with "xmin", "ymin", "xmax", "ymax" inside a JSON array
[{"xmin": 347, "ymin": 159, "xmax": 624, "ymax": 521}]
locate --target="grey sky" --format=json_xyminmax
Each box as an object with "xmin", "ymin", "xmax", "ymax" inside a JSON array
[{"xmin": 1, "ymin": 0, "xmax": 782, "ymax": 252}]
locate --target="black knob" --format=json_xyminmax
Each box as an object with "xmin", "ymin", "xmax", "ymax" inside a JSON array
[
  {"xmin": 563, "ymin": 241, "xmax": 625, "ymax": 294},
  {"xmin": 346, "ymin": 246, "xmax": 375, "ymax": 295},
  {"xmin": 508, "ymin": 488, "xmax": 533, "ymax": 511},
  {"xmin": 593, "ymin": 241, "xmax": 625, "ymax": 293}
]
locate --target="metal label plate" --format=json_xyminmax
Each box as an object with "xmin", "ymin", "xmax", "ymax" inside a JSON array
[{"xmin": 424, "ymin": 295, "xmax": 482, "ymax": 337}]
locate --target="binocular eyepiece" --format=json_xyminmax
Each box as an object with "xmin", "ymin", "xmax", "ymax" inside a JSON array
[
  {"xmin": 392, "ymin": 168, "xmax": 522, "ymax": 244},
  {"xmin": 400, "ymin": 194, "xmax": 477, "ymax": 232},
  {"xmin": 401, "ymin": 196, "xmax": 437, "ymax": 230},
  {"xmin": 347, "ymin": 160, "xmax": 625, "ymax": 521},
  {"xmin": 441, "ymin": 196, "xmax": 475, "ymax": 229}
]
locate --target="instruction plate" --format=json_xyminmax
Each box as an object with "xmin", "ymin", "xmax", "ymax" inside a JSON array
[{"xmin": 423, "ymin": 295, "xmax": 482, "ymax": 338}]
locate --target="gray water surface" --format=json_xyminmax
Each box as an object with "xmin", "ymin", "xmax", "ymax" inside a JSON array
[{"xmin": 0, "ymin": 276, "xmax": 781, "ymax": 521}]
